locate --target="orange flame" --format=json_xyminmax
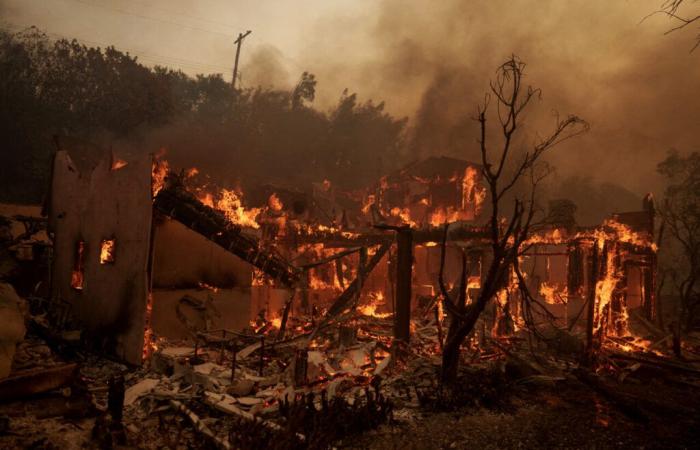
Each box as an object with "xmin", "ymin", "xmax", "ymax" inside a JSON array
[
  {"xmin": 151, "ymin": 152, "xmax": 169, "ymax": 197},
  {"xmin": 111, "ymin": 159, "xmax": 128, "ymax": 170},
  {"xmin": 268, "ymin": 193, "xmax": 283, "ymax": 211},
  {"xmin": 539, "ymin": 281, "xmax": 566, "ymax": 304},
  {"xmin": 200, "ymin": 188, "xmax": 261, "ymax": 229},
  {"xmin": 99, "ymin": 239, "xmax": 115, "ymax": 264},
  {"xmin": 358, "ymin": 292, "xmax": 392, "ymax": 318}
]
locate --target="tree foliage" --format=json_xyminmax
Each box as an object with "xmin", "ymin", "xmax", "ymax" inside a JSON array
[
  {"xmin": 438, "ymin": 57, "xmax": 588, "ymax": 384},
  {"xmin": 0, "ymin": 27, "xmax": 407, "ymax": 202},
  {"xmin": 657, "ymin": 150, "xmax": 700, "ymax": 331}
]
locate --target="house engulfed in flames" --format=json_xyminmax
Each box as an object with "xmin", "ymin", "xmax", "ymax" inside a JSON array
[{"xmin": 48, "ymin": 148, "xmax": 657, "ymax": 365}]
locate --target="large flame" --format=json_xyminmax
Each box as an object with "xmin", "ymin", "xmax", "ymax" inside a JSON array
[
  {"xmin": 199, "ymin": 187, "xmax": 262, "ymax": 229},
  {"xmin": 462, "ymin": 166, "xmax": 487, "ymax": 215},
  {"xmin": 151, "ymin": 150, "xmax": 169, "ymax": 197}
]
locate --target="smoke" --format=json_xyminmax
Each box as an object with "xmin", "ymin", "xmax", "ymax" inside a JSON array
[
  {"xmin": 297, "ymin": 0, "xmax": 700, "ymax": 208},
  {"xmin": 3, "ymin": 0, "xmax": 699, "ymax": 218},
  {"xmin": 242, "ymin": 44, "xmax": 291, "ymax": 89}
]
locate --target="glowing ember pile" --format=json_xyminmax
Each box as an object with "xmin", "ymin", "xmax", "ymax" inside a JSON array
[{"xmin": 358, "ymin": 292, "xmax": 392, "ymax": 318}]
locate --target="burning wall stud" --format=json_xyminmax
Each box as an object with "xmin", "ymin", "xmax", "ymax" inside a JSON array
[{"xmin": 70, "ymin": 240, "xmax": 85, "ymax": 290}]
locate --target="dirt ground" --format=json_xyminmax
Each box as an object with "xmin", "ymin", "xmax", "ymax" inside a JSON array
[
  {"xmin": 2, "ymin": 361, "xmax": 699, "ymax": 450},
  {"xmin": 341, "ymin": 375, "xmax": 700, "ymax": 450}
]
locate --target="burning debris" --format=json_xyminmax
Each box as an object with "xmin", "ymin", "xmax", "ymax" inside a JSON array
[
  {"xmin": 0, "ymin": 58, "xmax": 699, "ymax": 449},
  {"xmin": 0, "ymin": 147, "xmax": 695, "ymax": 449}
]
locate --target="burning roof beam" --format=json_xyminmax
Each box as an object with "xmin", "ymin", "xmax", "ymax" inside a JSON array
[
  {"xmin": 291, "ymin": 224, "xmax": 491, "ymax": 249},
  {"xmin": 153, "ymin": 183, "xmax": 300, "ymax": 287}
]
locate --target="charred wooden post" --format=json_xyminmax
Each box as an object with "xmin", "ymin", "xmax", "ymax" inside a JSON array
[
  {"xmin": 219, "ymin": 331, "xmax": 227, "ymax": 364},
  {"xmin": 107, "ymin": 375, "xmax": 125, "ymax": 424},
  {"xmin": 643, "ymin": 251, "xmax": 657, "ymax": 322},
  {"xmin": 277, "ymin": 290, "xmax": 295, "ymax": 341},
  {"xmin": 293, "ymin": 349, "xmax": 308, "ymax": 387},
  {"xmin": 595, "ymin": 243, "xmax": 610, "ymax": 348},
  {"xmin": 357, "ymin": 247, "xmax": 368, "ymax": 307},
  {"xmin": 567, "ymin": 242, "xmax": 584, "ymax": 297},
  {"xmin": 586, "ymin": 242, "xmax": 599, "ymax": 355},
  {"xmin": 394, "ymin": 227, "xmax": 413, "ymax": 342},
  {"xmin": 338, "ymin": 325, "xmax": 358, "ymax": 347}
]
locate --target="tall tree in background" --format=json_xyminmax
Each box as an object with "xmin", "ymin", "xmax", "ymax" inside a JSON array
[
  {"xmin": 439, "ymin": 57, "xmax": 588, "ymax": 384},
  {"xmin": 657, "ymin": 151, "xmax": 700, "ymax": 335},
  {"xmin": 0, "ymin": 27, "xmax": 407, "ymax": 203}
]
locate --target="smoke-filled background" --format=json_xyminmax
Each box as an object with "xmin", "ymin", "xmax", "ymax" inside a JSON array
[{"xmin": 1, "ymin": 0, "xmax": 698, "ymax": 223}]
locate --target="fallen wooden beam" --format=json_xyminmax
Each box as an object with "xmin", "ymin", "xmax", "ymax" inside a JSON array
[
  {"xmin": 285, "ymin": 224, "xmax": 490, "ymax": 248},
  {"xmin": 0, "ymin": 363, "xmax": 79, "ymax": 402},
  {"xmin": 307, "ymin": 243, "xmax": 391, "ymax": 342}
]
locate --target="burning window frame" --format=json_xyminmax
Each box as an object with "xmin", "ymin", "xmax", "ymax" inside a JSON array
[{"xmin": 99, "ymin": 238, "xmax": 116, "ymax": 265}]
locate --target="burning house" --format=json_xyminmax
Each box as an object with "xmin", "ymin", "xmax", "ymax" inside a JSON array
[
  {"xmin": 1, "ymin": 143, "xmax": 696, "ymax": 450},
  {"xmin": 4, "ymin": 6, "xmax": 700, "ymax": 447},
  {"xmin": 46, "ymin": 145, "xmax": 659, "ymax": 365}
]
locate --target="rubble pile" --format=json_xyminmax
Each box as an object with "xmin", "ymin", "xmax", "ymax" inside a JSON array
[{"xmin": 2, "ymin": 290, "xmax": 700, "ymax": 449}]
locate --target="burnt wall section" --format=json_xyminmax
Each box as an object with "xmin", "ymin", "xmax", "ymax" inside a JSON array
[
  {"xmin": 49, "ymin": 150, "xmax": 152, "ymax": 365},
  {"xmin": 153, "ymin": 183, "xmax": 299, "ymax": 287},
  {"xmin": 152, "ymin": 219, "xmax": 253, "ymax": 289},
  {"xmin": 150, "ymin": 288, "xmax": 252, "ymax": 340}
]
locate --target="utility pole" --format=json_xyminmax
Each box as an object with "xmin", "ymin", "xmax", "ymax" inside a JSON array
[{"xmin": 232, "ymin": 30, "xmax": 252, "ymax": 90}]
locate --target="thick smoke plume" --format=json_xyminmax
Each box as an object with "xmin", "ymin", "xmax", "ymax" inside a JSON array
[
  {"xmin": 295, "ymin": 0, "xmax": 700, "ymax": 221},
  {"xmin": 3, "ymin": 0, "xmax": 699, "ymax": 223}
]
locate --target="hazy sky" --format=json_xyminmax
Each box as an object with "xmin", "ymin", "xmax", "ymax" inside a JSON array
[
  {"xmin": 2, "ymin": 0, "xmax": 699, "ymax": 196},
  {"xmin": 0, "ymin": 0, "xmax": 371, "ymax": 85}
]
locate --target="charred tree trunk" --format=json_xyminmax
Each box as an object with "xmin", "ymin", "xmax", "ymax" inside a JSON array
[
  {"xmin": 441, "ymin": 250, "xmax": 468, "ymax": 383},
  {"xmin": 440, "ymin": 257, "xmax": 509, "ymax": 384}
]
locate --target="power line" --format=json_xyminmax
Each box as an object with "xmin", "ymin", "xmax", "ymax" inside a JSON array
[
  {"xmin": 113, "ymin": 0, "xmax": 238, "ymax": 31},
  {"xmin": 69, "ymin": 0, "xmax": 235, "ymax": 38}
]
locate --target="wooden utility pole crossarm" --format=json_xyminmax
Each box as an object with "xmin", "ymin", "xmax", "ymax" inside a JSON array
[{"xmin": 232, "ymin": 30, "xmax": 252, "ymax": 90}]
